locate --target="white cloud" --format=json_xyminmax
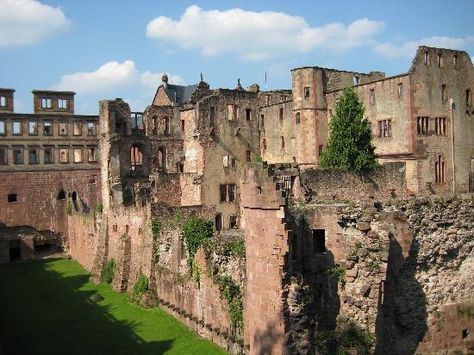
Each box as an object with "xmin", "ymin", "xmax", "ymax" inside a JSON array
[
  {"xmin": 52, "ymin": 60, "xmax": 184, "ymax": 93},
  {"xmin": 375, "ymin": 36, "xmax": 474, "ymax": 59},
  {"xmin": 0, "ymin": 0, "xmax": 71, "ymax": 48},
  {"xmin": 146, "ymin": 5, "xmax": 384, "ymax": 60}
]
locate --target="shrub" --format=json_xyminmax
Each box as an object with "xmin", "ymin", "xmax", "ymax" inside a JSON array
[
  {"xmin": 182, "ymin": 216, "xmax": 213, "ymax": 258},
  {"xmin": 103, "ymin": 259, "xmax": 116, "ymax": 284},
  {"xmin": 327, "ymin": 265, "xmax": 346, "ymax": 287},
  {"xmin": 223, "ymin": 239, "xmax": 245, "ymax": 257},
  {"xmin": 132, "ymin": 272, "xmax": 149, "ymax": 299},
  {"xmin": 94, "ymin": 203, "xmax": 103, "ymax": 215},
  {"xmin": 216, "ymin": 275, "xmax": 243, "ymax": 328}
]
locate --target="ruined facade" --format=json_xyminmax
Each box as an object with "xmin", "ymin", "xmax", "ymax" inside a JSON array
[{"xmin": 1, "ymin": 45, "xmax": 473, "ymax": 354}]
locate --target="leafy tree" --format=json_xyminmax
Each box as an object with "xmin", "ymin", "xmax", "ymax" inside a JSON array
[{"xmin": 319, "ymin": 87, "xmax": 378, "ymax": 173}]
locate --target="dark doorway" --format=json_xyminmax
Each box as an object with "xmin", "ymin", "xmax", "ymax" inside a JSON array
[
  {"xmin": 9, "ymin": 240, "xmax": 21, "ymax": 262},
  {"xmin": 312, "ymin": 229, "xmax": 326, "ymax": 253},
  {"xmin": 57, "ymin": 189, "xmax": 66, "ymax": 200}
]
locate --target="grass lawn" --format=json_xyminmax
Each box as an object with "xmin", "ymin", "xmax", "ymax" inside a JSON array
[{"xmin": 0, "ymin": 258, "xmax": 226, "ymax": 355}]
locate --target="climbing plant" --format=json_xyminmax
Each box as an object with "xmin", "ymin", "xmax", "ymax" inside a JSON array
[
  {"xmin": 181, "ymin": 216, "xmax": 213, "ymax": 261},
  {"xmin": 216, "ymin": 275, "xmax": 243, "ymax": 328},
  {"xmin": 103, "ymin": 259, "xmax": 116, "ymax": 284}
]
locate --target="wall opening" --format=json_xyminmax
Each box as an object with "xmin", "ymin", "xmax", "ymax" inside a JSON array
[
  {"xmin": 312, "ymin": 229, "xmax": 326, "ymax": 253},
  {"xmin": 7, "ymin": 194, "xmax": 17, "ymax": 203},
  {"xmin": 57, "ymin": 189, "xmax": 66, "ymax": 200},
  {"xmin": 215, "ymin": 214, "xmax": 222, "ymax": 232},
  {"xmin": 158, "ymin": 147, "xmax": 166, "ymax": 171},
  {"xmin": 462, "ymin": 328, "xmax": 469, "ymax": 340},
  {"xmin": 130, "ymin": 144, "xmax": 144, "ymax": 171},
  {"xmin": 9, "ymin": 240, "xmax": 21, "ymax": 262}
]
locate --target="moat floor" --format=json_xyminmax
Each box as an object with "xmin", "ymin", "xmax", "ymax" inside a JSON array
[{"xmin": 0, "ymin": 258, "xmax": 226, "ymax": 355}]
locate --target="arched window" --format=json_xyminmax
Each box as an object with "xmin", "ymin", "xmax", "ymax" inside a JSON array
[
  {"xmin": 152, "ymin": 116, "xmax": 158, "ymax": 135},
  {"xmin": 57, "ymin": 189, "xmax": 66, "ymax": 200},
  {"xmin": 157, "ymin": 147, "xmax": 166, "ymax": 171},
  {"xmin": 163, "ymin": 117, "xmax": 170, "ymax": 135},
  {"xmin": 130, "ymin": 144, "xmax": 143, "ymax": 171}
]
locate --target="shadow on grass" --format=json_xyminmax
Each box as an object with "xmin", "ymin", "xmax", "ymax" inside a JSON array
[{"xmin": 0, "ymin": 258, "xmax": 173, "ymax": 355}]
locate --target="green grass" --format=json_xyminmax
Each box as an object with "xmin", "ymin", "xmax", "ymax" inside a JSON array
[{"xmin": 0, "ymin": 259, "xmax": 226, "ymax": 355}]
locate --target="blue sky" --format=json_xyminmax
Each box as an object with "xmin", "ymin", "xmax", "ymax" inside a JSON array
[{"xmin": 1, "ymin": 0, "xmax": 473, "ymax": 114}]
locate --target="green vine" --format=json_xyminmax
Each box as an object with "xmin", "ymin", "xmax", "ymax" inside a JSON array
[
  {"xmin": 328, "ymin": 265, "xmax": 346, "ymax": 287},
  {"xmin": 131, "ymin": 271, "xmax": 149, "ymax": 303},
  {"xmin": 216, "ymin": 275, "xmax": 243, "ymax": 328},
  {"xmin": 150, "ymin": 218, "xmax": 161, "ymax": 265},
  {"xmin": 181, "ymin": 216, "xmax": 213, "ymax": 268},
  {"xmin": 222, "ymin": 238, "xmax": 245, "ymax": 257},
  {"xmin": 103, "ymin": 259, "xmax": 116, "ymax": 284}
]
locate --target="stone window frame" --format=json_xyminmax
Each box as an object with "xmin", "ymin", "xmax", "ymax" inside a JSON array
[
  {"xmin": 434, "ymin": 154, "xmax": 446, "ymax": 184},
  {"xmin": 417, "ymin": 116, "xmax": 430, "ymax": 136},
  {"xmin": 59, "ymin": 147, "xmax": 69, "ymax": 163},
  {"xmin": 245, "ymin": 108, "xmax": 252, "ymax": 121},
  {"xmin": 219, "ymin": 184, "xmax": 236, "ymax": 203},
  {"xmin": 434, "ymin": 117, "xmax": 447, "ymax": 136},
  {"xmin": 43, "ymin": 146, "xmax": 54, "ymax": 164},
  {"xmin": 58, "ymin": 99, "xmax": 68, "ymax": 109},
  {"xmin": 41, "ymin": 98, "xmax": 52, "ymax": 109},
  {"xmin": 424, "ymin": 51, "xmax": 430, "ymax": 65},
  {"xmin": 73, "ymin": 147, "xmax": 84, "ymax": 163},
  {"xmin": 12, "ymin": 147, "xmax": 23, "ymax": 165},
  {"xmin": 0, "ymin": 146, "xmax": 7, "ymax": 165},
  {"xmin": 377, "ymin": 119, "xmax": 392, "ymax": 138},
  {"xmin": 58, "ymin": 122, "xmax": 68, "ymax": 136},
  {"xmin": 304, "ymin": 87, "xmax": 310, "ymax": 99},
  {"xmin": 295, "ymin": 112, "xmax": 300, "ymax": 124},
  {"xmin": 12, "ymin": 121, "xmax": 22, "ymax": 136},
  {"xmin": 73, "ymin": 122, "xmax": 82, "ymax": 136},
  {"xmin": 370, "ymin": 88, "xmax": 376, "ymax": 105},
  {"xmin": 229, "ymin": 215, "xmax": 238, "ymax": 229},
  {"xmin": 43, "ymin": 120, "xmax": 53, "ymax": 136},
  {"xmin": 398, "ymin": 83, "xmax": 404, "ymax": 99},
  {"xmin": 441, "ymin": 84, "xmax": 447, "ymax": 102},
  {"xmin": 0, "ymin": 96, "xmax": 6, "ymax": 107},
  {"xmin": 28, "ymin": 147, "xmax": 39, "ymax": 165},
  {"xmin": 87, "ymin": 146, "xmax": 98, "ymax": 163},
  {"xmin": 86, "ymin": 122, "xmax": 96, "ymax": 136},
  {"xmin": 28, "ymin": 120, "xmax": 38, "ymax": 136},
  {"xmin": 0, "ymin": 120, "xmax": 5, "ymax": 135},
  {"xmin": 466, "ymin": 89, "xmax": 472, "ymax": 106}
]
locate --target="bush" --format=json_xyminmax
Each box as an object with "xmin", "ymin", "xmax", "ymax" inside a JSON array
[
  {"xmin": 94, "ymin": 203, "xmax": 103, "ymax": 215},
  {"xmin": 327, "ymin": 265, "xmax": 346, "ymax": 287},
  {"xmin": 132, "ymin": 272, "xmax": 149, "ymax": 299},
  {"xmin": 223, "ymin": 239, "xmax": 245, "ymax": 257},
  {"xmin": 182, "ymin": 216, "xmax": 213, "ymax": 258},
  {"xmin": 103, "ymin": 259, "xmax": 116, "ymax": 284}
]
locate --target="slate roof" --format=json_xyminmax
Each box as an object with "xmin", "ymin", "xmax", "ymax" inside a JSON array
[{"xmin": 164, "ymin": 84, "xmax": 198, "ymax": 104}]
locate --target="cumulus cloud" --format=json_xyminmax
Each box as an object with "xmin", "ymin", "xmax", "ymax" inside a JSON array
[
  {"xmin": 374, "ymin": 36, "xmax": 474, "ymax": 59},
  {"xmin": 146, "ymin": 5, "xmax": 384, "ymax": 60},
  {"xmin": 0, "ymin": 0, "xmax": 71, "ymax": 48},
  {"xmin": 52, "ymin": 60, "xmax": 184, "ymax": 93}
]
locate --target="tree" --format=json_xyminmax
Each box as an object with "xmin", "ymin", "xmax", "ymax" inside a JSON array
[{"xmin": 319, "ymin": 87, "xmax": 378, "ymax": 173}]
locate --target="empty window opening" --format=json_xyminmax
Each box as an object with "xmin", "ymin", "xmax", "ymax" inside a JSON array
[
  {"xmin": 74, "ymin": 148, "xmax": 83, "ymax": 163},
  {"xmin": 157, "ymin": 147, "xmax": 166, "ymax": 171},
  {"xmin": 262, "ymin": 138, "xmax": 267, "ymax": 151},
  {"xmin": 8, "ymin": 194, "xmax": 17, "ymax": 203},
  {"xmin": 59, "ymin": 122, "xmax": 68, "ymax": 136},
  {"xmin": 256, "ymin": 186, "xmax": 262, "ymax": 194},
  {"xmin": 295, "ymin": 112, "xmax": 300, "ymax": 124},
  {"xmin": 113, "ymin": 225, "xmax": 118, "ymax": 233},
  {"xmin": 43, "ymin": 121, "xmax": 53, "ymax": 136},
  {"xmin": 227, "ymin": 104, "xmax": 238, "ymax": 121},
  {"xmin": 246, "ymin": 150, "xmax": 251, "ymax": 162},
  {"xmin": 246, "ymin": 108, "xmax": 252, "ymax": 121},
  {"xmin": 434, "ymin": 117, "xmax": 447, "ymax": 136},
  {"xmin": 0, "ymin": 147, "xmax": 7, "ymax": 165},
  {"xmin": 28, "ymin": 121, "xmax": 37, "ymax": 135},
  {"xmin": 152, "ymin": 116, "xmax": 158, "ymax": 134},
  {"xmin": 279, "ymin": 107, "xmax": 284, "ymax": 123},
  {"xmin": 378, "ymin": 119, "xmax": 392, "ymax": 138},
  {"xmin": 181, "ymin": 119, "xmax": 185, "ymax": 132},
  {"xmin": 466, "ymin": 89, "xmax": 472, "ymax": 106},
  {"xmin": 138, "ymin": 227, "xmax": 143, "ymax": 235},
  {"xmin": 417, "ymin": 116, "xmax": 430, "ymax": 135},
  {"xmin": 57, "ymin": 189, "xmax": 66, "ymax": 200},
  {"xmin": 260, "ymin": 114, "xmax": 265, "ymax": 129},
  {"xmin": 125, "ymin": 225, "xmax": 129, "ymax": 233},
  {"xmin": 88, "ymin": 147, "xmax": 97, "ymax": 162},
  {"xmin": 59, "ymin": 148, "xmax": 69, "ymax": 163},
  {"xmin": 163, "ymin": 117, "xmax": 170, "ymax": 134},
  {"xmin": 370, "ymin": 89, "xmax": 376, "ymax": 104},
  {"xmin": 435, "ymin": 155, "xmax": 446, "ymax": 184},
  {"xmin": 73, "ymin": 122, "xmax": 82, "ymax": 136},
  {"xmin": 131, "ymin": 113, "xmax": 144, "ymax": 130},
  {"xmin": 437, "ymin": 53, "xmax": 443, "ymax": 67},
  {"xmin": 441, "ymin": 84, "xmax": 447, "ymax": 102},
  {"xmin": 130, "ymin": 145, "xmax": 144, "ymax": 171},
  {"xmin": 424, "ymin": 51, "xmax": 430, "ymax": 65},
  {"xmin": 13, "ymin": 149, "xmax": 23, "ymax": 164},
  {"xmin": 219, "ymin": 184, "xmax": 236, "ymax": 203},
  {"xmin": 12, "ymin": 121, "xmax": 21, "ymax": 135},
  {"xmin": 210, "ymin": 106, "xmax": 215, "ymax": 127},
  {"xmin": 215, "ymin": 214, "xmax": 222, "ymax": 232},
  {"xmin": 312, "ymin": 229, "xmax": 326, "ymax": 253},
  {"xmin": 398, "ymin": 83, "xmax": 403, "ymax": 98},
  {"xmin": 29, "ymin": 149, "xmax": 38, "ymax": 164},
  {"xmin": 229, "ymin": 215, "xmax": 238, "ymax": 229},
  {"xmin": 0, "ymin": 96, "xmax": 6, "ymax": 107},
  {"xmin": 304, "ymin": 87, "xmax": 310, "ymax": 99},
  {"xmin": 41, "ymin": 98, "xmax": 52, "ymax": 109},
  {"xmin": 58, "ymin": 99, "xmax": 67, "ymax": 109},
  {"xmin": 177, "ymin": 162, "xmax": 184, "ymax": 173},
  {"xmin": 353, "ymin": 76, "xmax": 360, "ymax": 86},
  {"xmin": 44, "ymin": 147, "xmax": 53, "ymax": 164},
  {"xmin": 462, "ymin": 329, "xmax": 469, "ymax": 340},
  {"xmin": 0, "ymin": 121, "xmax": 4, "ymax": 135},
  {"xmin": 453, "ymin": 55, "xmax": 458, "ymax": 66},
  {"xmin": 87, "ymin": 122, "xmax": 96, "ymax": 136},
  {"xmin": 281, "ymin": 136, "xmax": 285, "ymax": 149}
]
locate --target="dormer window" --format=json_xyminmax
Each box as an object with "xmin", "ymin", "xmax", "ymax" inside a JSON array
[
  {"xmin": 41, "ymin": 98, "xmax": 52, "ymax": 109},
  {"xmin": 58, "ymin": 99, "xmax": 67, "ymax": 109}
]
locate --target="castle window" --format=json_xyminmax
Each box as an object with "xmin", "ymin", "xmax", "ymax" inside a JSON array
[
  {"xmin": 12, "ymin": 121, "xmax": 21, "ymax": 135},
  {"xmin": 246, "ymin": 108, "xmax": 252, "ymax": 121},
  {"xmin": 44, "ymin": 147, "xmax": 54, "ymax": 164},
  {"xmin": 424, "ymin": 51, "xmax": 430, "ymax": 65},
  {"xmin": 0, "ymin": 96, "xmax": 6, "ymax": 107},
  {"xmin": 28, "ymin": 121, "xmax": 38, "ymax": 135},
  {"xmin": 113, "ymin": 225, "xmax": 118, "ymax": 233},
  {"xmin": 73, "ymin": 122, "xmax": 82, "ymax": 136},
  {"xmin": 437, "ymin": 53, "xmax": 443, "ymax": 67},
  {"xmin": 295, "ymin": 112, "xmax": 300, "ymax": 124},
  {"xmin": 435, "ymin": 155, "xmax": 446, "ymax": 184},
  {"xmin": 29, "ymin": 148, "xmax": 39, "ymax": 164},
  {"xmin": 59, "ymin": 122, "xmax": 68, "ymax": 136},
  {"xmin": 74, "ymin": 148, "xmax": 83, "ymax": 163},
  {"xmin": 219, "ymin": 184, "xmax": 236, "ymax": 203},
  {"xmin": 152, "ymin": 116, "xmax": 158, "ymax": 135},
  {"xmin": 417, "ymin": 116, "xmax": 430, "ymax": 135},
  {"xmin": 157, "ymin": 147, "xmax": 166, "ymax": 170},
  {"xmin": 58, "ymin": 99, "xmax": 67, "ymax": 109},
  {"xmin": 0, "ymin": 120, "xmax": 5, "ymax": 135},
  {"xmin": 59, "ymin": 148, "xmax": 69, "ymax": 163},
  {"xmin": 453, "ymin": 55, "xmax": 458, "ymax": 67},
  {"xmin": 304, "ymin": 87, "xmax": 310, "ymax": 99},
  {"xmin": 279, "ymin": 107, "xmax": 284, "ymax": 123},
  {"xmin": 57, "ymin": 189, "xmax": 66, "ymax": 200},
  {"xmin": 312, "ymin": 229, "xmax": 326, "ymax": 253},
  {"xmin": 0, "ymin": 147, "xmax": 7, "ymax": 165},
  {"xmin": 215, "ymin": 214, "xmax": 222, "ymax": 232},
  {"xmin": 353, "ymin": 76, "xmax": 360, "ymax": 85},
  {"xmin": 181, "ymin": 119, "xmax": 185, "ymax": 132},
  {"xmin": 85, "ymin": 147, "xmax": 96, "ymax": 163},
  {"xmin": 43, "ymin": 121, "xmax": 53, "ymax": 136},
  {"xmin": 466, "ymin": 89, "xmax": 472, "ymax": 106},
  {"xmin": 41, "ymin": 98, "xmax": 52, "ymax": 109},
  {"xmin": 441, "ymin": 84, "xmax": 447, "ymax": 102},
  {"xmin": 281, "ymin": 136, "xmax": 285, "ymax": 149},
  {"xmin": 163, "ymin": 117, "xmax": 170, "ymax": 134},
  {"xmin": 246, "ymin": 150, "xmax": 251, "ymax": 162},
  {"xmin": 8, "ymin": 194, "xmax": 17, "ymax": 203},
  {"xmin": 434, "ymin": 117, "xmax": 447, "ymax": 136},
  {"xmin": 370, "ymin": 89, "xmax": 376, "ymax": 104},
  {"xmin": 398, "ymin": 83, "xmax": 403, "ymax": 98},
  {"xmin": 378, "ymin": 119, "xmax": 392, "ymax": 138},
  {"xmin": 13, "ymin": 148, "xmax": 23, "ymax": 164},
  {"xmin": 130, "ymin": 145, "xmax": 143, "ymax": 171},
  {"xmin": 87, "ymin": 122, "xmax": 96, "ymax": 136},
  {"xmin": 262, "ymin": 138, "xmax": 267, "ymax": 151},
  {"xmin": 260, "ymin": 114, "xmax": 264, "ymax": 129},
  {"xmin": 229, "ymin": 215, "xmax": 238, "ymax": 229},
  {"xmin": 227, "ymin": 104, "xmax": 238, "ymax": 120}
]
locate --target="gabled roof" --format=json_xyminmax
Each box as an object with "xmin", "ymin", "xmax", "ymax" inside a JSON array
[{"xmin": 161, "ymin": 84, "xmax": 198, "ymax": 105}]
